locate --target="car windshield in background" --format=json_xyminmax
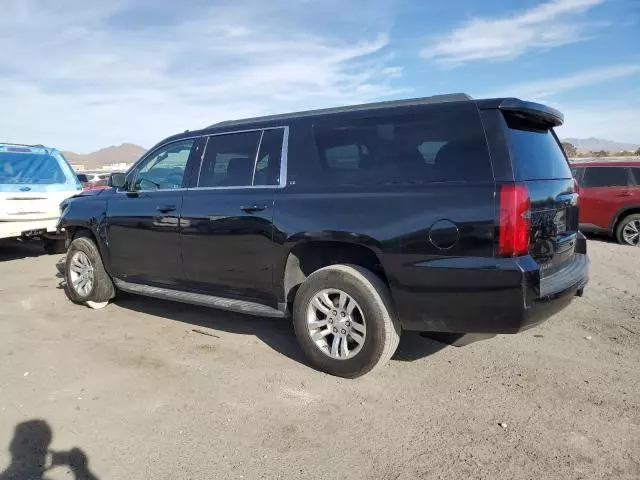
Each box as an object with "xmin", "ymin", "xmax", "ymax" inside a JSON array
[
  {"xmin": 504, "ymin": 114, "xmax": 572, "ymax": 181},
  {"xmin": 0, "ymin": 152, "xmax": 67, "ymax": 184}
]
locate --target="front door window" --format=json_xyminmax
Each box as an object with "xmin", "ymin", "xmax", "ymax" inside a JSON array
[{"xmin": 131, "ymin": 139, "xmax": 195, "ymax": 191}]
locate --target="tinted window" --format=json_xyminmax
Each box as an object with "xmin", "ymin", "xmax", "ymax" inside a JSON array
[
  {"xmin": 132, "ymin": 139, "xmax": 194, "ymax": 191},
  {"xmin": 631, "ymin": 168, "xmax": 640, "ymax": 186},
  {"xmin": 253, "ymin": 129, "xmax": 284, "ymax": 186},
  {"xmin": 583, "ymin": 167, "xmax": 630, "ymax": 188},
  {"xmin": 311, "ymin": 108, "xmax": 492, "ymax": 186},
  {"xmin": 504, "ymin": 115, "xmax": 571, "ymax": 181},
  {"xmin": 198, "ymin": 131, "xmax": 261, "ymax": 187}
]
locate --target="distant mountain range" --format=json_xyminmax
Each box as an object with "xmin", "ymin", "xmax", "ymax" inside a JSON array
[
  {"xmin": 561, "ymin": 137, "xmax": 639, "ymax": 153},
  {"xmin": 62, "ymin": 143, "xmax": 147, "ymax": 171},
  {"xmin": 60, "ymin": 137, "xmax": 637, "ymax": 171}
]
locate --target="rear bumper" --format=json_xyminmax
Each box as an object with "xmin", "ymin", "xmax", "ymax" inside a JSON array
[
  {"xmin": 393, "ymin": 235, "xmax": 589, "ymax": 334},
  {"xmin": 0, "ymin": 218, "xmax": 60, "ymax": 240},
  {"xmin": 519, "ymin": 252, "xmax": 589, "ymax": 332}
]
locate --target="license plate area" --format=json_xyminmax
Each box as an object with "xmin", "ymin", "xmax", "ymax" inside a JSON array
[
  {"xmin": 554, "ymin": 208, "xmax": 567, "ymax": 234},
  {"xmin": 6, "ymin": 199, "xmax": 49, "ymax": 215},
  {"xmin": 21, "ymin": 228, "xmax": 47, "ymax": 238}
]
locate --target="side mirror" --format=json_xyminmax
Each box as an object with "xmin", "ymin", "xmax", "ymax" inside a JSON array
[{"xmin": 109, "ymin": 172, "xmax": 127, "ymax": 189}]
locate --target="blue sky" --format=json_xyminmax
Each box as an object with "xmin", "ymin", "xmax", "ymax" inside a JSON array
[{"xmin": 1, "ymin": 0, "xmax": 638, "ymax": 152}]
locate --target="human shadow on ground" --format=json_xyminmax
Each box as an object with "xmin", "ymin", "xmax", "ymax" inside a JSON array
[
  {"xmin": 113, "ymin": 293, "xmax": 451, "ymax": 369},
  {"xmin": 0, "ymin": 419, "xmax": 100, "ymax": 480}
]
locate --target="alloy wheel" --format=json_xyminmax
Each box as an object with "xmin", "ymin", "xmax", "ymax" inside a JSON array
[
  {"xmin": 622, "ymin": 219, "xmax": 640, "ymax": 246},
  {"xmin": 68, "ymin": 251, "xmax": 95, "ymax": 296},
  {"xmin": 306, "ymin": 289, "xmax": 367, "ymax": 360}
]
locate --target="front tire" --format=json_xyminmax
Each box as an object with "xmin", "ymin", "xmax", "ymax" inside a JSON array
[
  {"xmin": 615, "ymin": 214, "xmax": 640, "ymax": 246},
  {"xmin": 64, "ymin": 234, "xmax": 115, "ymax": 307},
  {"xmin": 292, "ymin": 264, "xmax": 400, "ymax": 378}
]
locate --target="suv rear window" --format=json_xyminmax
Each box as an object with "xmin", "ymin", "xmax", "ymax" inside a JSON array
[
  {"xmin": 310, "ymin": 105, "xmax": 493, "ymax": 186},
  {"xmin": 0, "ymin": 152, "xmax": 67, "ymax": 184},
  {"xmin": 504, "ymin": 115, "xmax": 571, "ymax": 181}
]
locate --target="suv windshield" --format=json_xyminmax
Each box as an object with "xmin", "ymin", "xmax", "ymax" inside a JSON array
[
  {"xmin": 0, "ymin": 151, "xmax": 68, "ymax": 185},
  {"xmin": 504, "ymin": 114, "xmax": 572, "ymax": 181}
]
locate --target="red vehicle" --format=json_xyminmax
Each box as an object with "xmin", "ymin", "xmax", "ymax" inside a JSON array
[
  {"xmin": 76, "ymin": 172, "xmax": 111, "ymax": 191},
  {"xmin": 571, "ymin": 161, "xmax": 640, "ymax": 246}
]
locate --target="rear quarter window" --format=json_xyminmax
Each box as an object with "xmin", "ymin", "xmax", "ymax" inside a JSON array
[
  {"xmin": 309, "ymin": 104, "xmax": 493, "ymax": 187},
  {"xmin": 504, "ymin": 115, "xmax": 572, "ymax": 181}
]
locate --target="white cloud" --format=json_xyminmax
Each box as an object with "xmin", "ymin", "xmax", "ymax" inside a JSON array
[
  {"xmin": 482, "ymin": 63, "xmax": 640, "ymax": 100},
  {"xmin": 421, "ymin": 0, "xmax": 605, "ymax": 65},
  {"xmin": 0, "ymin": 0, "xmax": 401, "ymax": 152}
]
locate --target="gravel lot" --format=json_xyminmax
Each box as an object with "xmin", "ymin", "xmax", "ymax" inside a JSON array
[{"xmin": 0, "ymin": 239, "xmax": 638, "ymax": 479}]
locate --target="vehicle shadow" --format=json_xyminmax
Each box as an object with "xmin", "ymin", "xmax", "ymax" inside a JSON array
[
  {"xmin": 55, "ymin": 257, "xmax": 451, "ymax": 369},
  {"xmin": 112, "ymin": 294, "xmax": 450, "ymax": 369},
  {"xmin": 116, "ymin": 294, "xmax": 312, "ymax": 367},
  {"xmin": 0, "ymin": 239, "xmax": 45, "ymax": 262},
  {"xmin": 583, "ymin": 232, "xmax": 618, "ymax": 244},
  {"xmin": 0, "ymin": 419, "xmax": 100, "ymax": 480}
]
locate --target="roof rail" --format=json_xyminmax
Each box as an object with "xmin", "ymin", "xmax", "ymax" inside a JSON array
[
  {"xmin": 0, "ymin": 142, "xmax": 47, "ymax": 149},
  {"xmin": 208, "ymin": 93, "xmax": 473, "ymax": 128}
]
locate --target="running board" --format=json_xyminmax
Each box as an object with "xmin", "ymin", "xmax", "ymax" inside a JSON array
[{"xmin": 113, "ymin": 279, "xmax": 286, "ymax": 318}]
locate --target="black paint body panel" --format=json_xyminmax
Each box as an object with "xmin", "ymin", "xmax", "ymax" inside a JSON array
[{"xmin": 58, "ymin": 97, "xmax": 589, "ymax": 334}]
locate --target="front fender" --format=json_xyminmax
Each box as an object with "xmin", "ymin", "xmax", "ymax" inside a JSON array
[{"xmin": 59, "ymin": 196, "xmax": 111, "ymax": 269}]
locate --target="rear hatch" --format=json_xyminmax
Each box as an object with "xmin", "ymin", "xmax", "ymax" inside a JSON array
[
  {"xmin": 0, "ymin": 146, "xmax": 82, "ymax": 222},
  {"xmin": 501, "ymin": 110, "xmax": 579, "ymax": 276},
  {"xmin": 0, "ymin": 187, "xmax": 78, "ymax": 222}
]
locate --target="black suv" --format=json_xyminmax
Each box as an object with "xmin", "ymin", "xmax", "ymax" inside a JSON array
[{"xmin": 59, "ymin": 94, "xmax": 589, "ymax": 378}]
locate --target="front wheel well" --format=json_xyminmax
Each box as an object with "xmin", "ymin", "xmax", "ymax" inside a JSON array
[
  {"xmin": 282, "ymin": 241, "xmax": 389, "ymax": 305},
  {"xmin": 66, "ymin": 226, "xmax": 96, "ymax": 243}
]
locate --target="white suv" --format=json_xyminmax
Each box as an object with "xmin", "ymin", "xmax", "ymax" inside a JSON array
[{"xmin": 0, "ymin": 143, "xmax": 82, "ymax": 252}]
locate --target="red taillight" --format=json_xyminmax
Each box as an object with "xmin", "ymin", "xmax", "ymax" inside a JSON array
[{"xmin": 499, "ymin": 183, "xmax": 531, "ymax": 257}]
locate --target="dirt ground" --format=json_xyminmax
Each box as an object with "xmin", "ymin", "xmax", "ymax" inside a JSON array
[{"xmin": 0, "ymin": 238, "xmax": 638, "ymax": 480}]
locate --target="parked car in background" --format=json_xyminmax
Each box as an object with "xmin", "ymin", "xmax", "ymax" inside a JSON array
[
  {"xmin": 59, "ymin": 94, "xmax": 588, "ymax": 377},
  {"xmin": 571, "ymin": 162, "xmax": 640, "ymax": 246},
  {"xmin": 0, "ymin": 143, "xmax": 82, "ymax": 253},
  {"xmin": 77, "ymin": 172, "xmax": 112, "ymax": 191}
]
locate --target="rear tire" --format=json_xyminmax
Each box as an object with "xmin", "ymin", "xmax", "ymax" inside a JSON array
[
  {"xmin": 292, "ymin": 264, "xmax": 400, "ymax": 378},
  {"xmin": 64, "ymin": 234, "xmax": 115, "ymax": 307},
  {"xmin": 615, "ymin": 214, "xmax": 640, "ymax": 246}
]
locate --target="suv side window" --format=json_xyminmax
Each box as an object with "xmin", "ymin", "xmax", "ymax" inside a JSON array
[
  {"xmin": 198, "ymin": 131, "xmax": 261, "ymax": 187},
  {"xmin": 631, "ymin": 168, "xmax": 640, "ymax": 186},
  {"xmin": 253, "ymin": 129, "xmax": 284, "ymax": 186},
  {"xmin": 310, "ymin": 108, "xmax": 492, "ymax": 186},
  {"xmin": 582, "ymin": 167, "xmax": 630, "ymax": 188},
  {"xmin": 131, "ymin": 139, "xmax": 195, "ymax": 191}
]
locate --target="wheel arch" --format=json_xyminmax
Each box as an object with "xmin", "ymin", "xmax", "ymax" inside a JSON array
[
  {"xmin": 63, "ymin": 222, "xmax": 111, "ymax": 274},
  {"xmin": 611, "ymin": 205, "xmax": 640, "ymax": 231},
  {"xmin": 280, "ymin": 239, "xmax": 391, "ymax": 306}
]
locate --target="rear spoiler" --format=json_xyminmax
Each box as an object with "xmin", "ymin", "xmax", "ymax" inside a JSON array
[{"xmin": 478, "ymin": 98, "xmax": 564, "ymax": 127}]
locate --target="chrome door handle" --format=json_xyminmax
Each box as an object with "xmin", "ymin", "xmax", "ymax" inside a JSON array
[
  {"xmin": 241, "ymin": 204, "xmax": 267, "ymax": 213},
  {"xmin": 157, "ymin": 205, "xmax": 176, "ymax": 213}
]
